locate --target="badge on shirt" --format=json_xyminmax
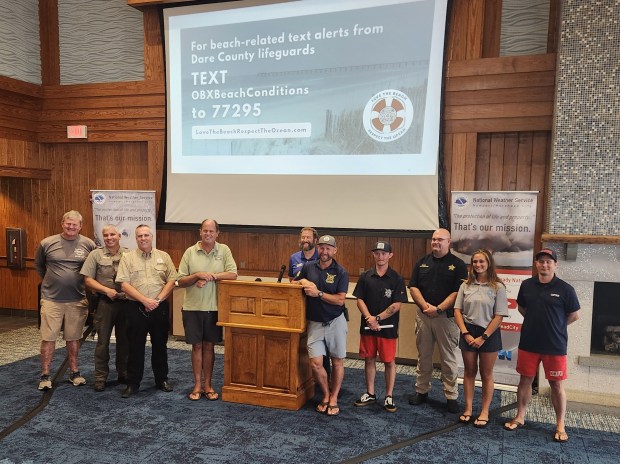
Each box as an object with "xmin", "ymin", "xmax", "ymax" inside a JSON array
[
  {"xmin": 384, "ymin": 288, "xmax": 393, "ymax": 298},
  {"xmin": 448, "ymin": 264, "xmax": 455, "ymax": 271},
  {"xmin": 215, "ymin": 254, "xmax": 223, "ymax": 261},
  {"xmin": 325, "ymin": 273, "xmax": 336, "ymax": 284}
]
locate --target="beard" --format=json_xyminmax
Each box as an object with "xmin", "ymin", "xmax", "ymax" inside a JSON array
[{"xmin": 301, "ymin": 242, "xmax": 315, "ymax": 251}]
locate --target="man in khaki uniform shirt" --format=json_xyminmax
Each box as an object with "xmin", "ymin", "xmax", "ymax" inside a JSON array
[{"xmin": 115, "ymin": 224, "xmax": 177, "ymax": 398}]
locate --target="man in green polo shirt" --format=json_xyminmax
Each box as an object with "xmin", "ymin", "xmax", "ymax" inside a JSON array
[{"xmin": 177, "ymin": 219, "xmax": 238, "ymax": 401}]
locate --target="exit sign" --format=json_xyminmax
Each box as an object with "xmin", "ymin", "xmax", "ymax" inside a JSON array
[{"xmin": 67, "ymin": 125, "xmax": 88, "ymax": 139}]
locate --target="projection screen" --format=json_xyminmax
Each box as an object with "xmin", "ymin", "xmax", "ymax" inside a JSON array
[{"xmin": 163, "ymin": 0, "xmax": 448, "ymax": 230}]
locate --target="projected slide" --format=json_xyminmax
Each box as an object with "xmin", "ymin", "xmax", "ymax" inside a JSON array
[
  {"xmin": 167, "ymin": 0, "xmax": 441, "ymax": 176},
  {"xmin": 164, "ymin": 0, "xmax": 447, "ymax": 230}
]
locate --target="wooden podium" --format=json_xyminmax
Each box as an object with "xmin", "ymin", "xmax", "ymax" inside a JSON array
[{"xmin": 217, "ymin": 280, "xmax": 314, "ymax": 410}]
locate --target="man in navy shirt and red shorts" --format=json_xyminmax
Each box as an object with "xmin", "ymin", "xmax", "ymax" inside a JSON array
[{"xmin": 504, "ymin": 249, "xmax": 580, "ymax": 443}]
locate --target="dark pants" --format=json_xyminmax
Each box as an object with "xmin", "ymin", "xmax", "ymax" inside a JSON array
[
  {"xmin": 126, "ymin": 300, "xmax": 170, "ymax": 387},
  {"xmin": 93, "ymin": 298, "xmax": 129, "ymax": 382}
]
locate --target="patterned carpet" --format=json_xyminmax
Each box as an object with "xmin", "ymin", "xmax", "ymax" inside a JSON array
[{"xmin": 0, "ymin": 320, "xmax": 619, "ymax": 463}]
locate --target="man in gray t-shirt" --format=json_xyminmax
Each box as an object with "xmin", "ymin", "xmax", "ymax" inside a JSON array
[{"xmin": 34, "ymin": 210, "xmax": 95, "ymax": 391}]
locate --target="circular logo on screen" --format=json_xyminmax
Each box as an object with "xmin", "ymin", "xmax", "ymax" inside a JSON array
[
  {"xmin": 363, "ymin": 89, "xmax": 413, "ymax": 142},
  {"xmin": 92, "ymin": 193, "xmax": 107, "ymax": 205}
]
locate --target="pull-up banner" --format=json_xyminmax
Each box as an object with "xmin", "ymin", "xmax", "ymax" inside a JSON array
[
  {"xmin": 90, "ymin": 190, "xmax": 157, "ymax": 249},
  {"xmin": 451, "ymin": 191, "xmax": 538, "ymax": 386}
]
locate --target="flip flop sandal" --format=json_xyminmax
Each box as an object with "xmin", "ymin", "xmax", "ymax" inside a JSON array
[
  {"xmin": 316, "ymin": 402, "xmax": 329, "ymax": 413},
  {"xmin": 553, "ymin": 430, "xmax": 569, "ymax": 442},
  {"xmin": 326, "ymin": 404, "xmax": 340, "ymax": 416},
  {"xmin": 474, "ymin": 417, "xmax": 489, "ymax": 428},
  {"xmin": 205, "ymin": 391, "xmax": 219, "ymax": 401},
  {"xmin": 459, "ymin": 414, "xmax": 472, "ymax": 424},
  {"xmin": 503, "ymin": 419, "xmax": 525, "ymax": 431},
  {"xmin": 188, "ymin": 390, "xmax": 204, "ymax": 401}
]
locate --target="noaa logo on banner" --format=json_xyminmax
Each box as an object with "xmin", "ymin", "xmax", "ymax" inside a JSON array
[
  {"xmin": 363, "ymin": 89, "xmax": 413, "ymax": 142},
  {"xmin": 454, "ymin": 196, "xmax": 468, "ymax": 207},
  {"xmin": 92, "ymin": 192, "xmax": 107, "ymax": 205}
]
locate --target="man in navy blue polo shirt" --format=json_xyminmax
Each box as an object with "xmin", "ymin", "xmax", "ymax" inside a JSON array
[
  {"xmin": 288, "ymin": 227, "xmax": 319, "ymax": 281},
  {"xmin": 504, "ymin": 249, "xmax": 580, "ymax": 443},
  {"xmin": 295, "ymin": 235, "xmax": 349, "ymax": 417}
]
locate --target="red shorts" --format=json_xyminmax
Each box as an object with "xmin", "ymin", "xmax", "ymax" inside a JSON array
[
  {"xmin": 359, "ymin": 335, "xmax": 397, "ymax": 363},
  {"xmin": 516, "ymin": 349, "xmax": 567, "ymax": 381}
]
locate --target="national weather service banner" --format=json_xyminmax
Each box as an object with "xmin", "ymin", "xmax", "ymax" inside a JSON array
[
  {"xmin": 91, "ymin": 190, "xmax": 157, "ymax": 249},
  {"xmin": 451, "ymin": 191, "xmax": 538, "ymax": 386}
]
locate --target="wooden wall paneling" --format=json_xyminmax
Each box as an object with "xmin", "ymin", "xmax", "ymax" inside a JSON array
[
  {"xmin": 464, "ymin": 132, "xmax": 478, "ymax": 190},
  {"xmin": 445, "ymin": 86, "xmax": 556, "ymax": 106},
  {"xmin": 466, "ymin": 0, "xmax": 485, "ymax": 60},
  {"xmin": 475, "ymin": 133, "xmax": 491, "ymax": 190},
  {"xmin": 530, "ymin": 131, "xmax": 551, "ymax": 240},
  {"xmin": 447, "ymin": 54, "xmax": 556, "ymax": 77},
  {"xmin": 488, "ymin": 133, "xmax": 505, "ymax": 191},
  {"xmin": 143, "ymin": 7, "xmax": 164, "ymax": 82},
  {"xmin": 39, "ymin": 0, "xmax": 60, "ymax": 85},
  {"xmin": 516, "ymin": 132, "xmax": 534, "ymax": 191},
  {"xmin": 444, "ymin": 116, "xmax": 553, "ymax": 133},
  {"xmin": 447, "ymin": 0, "xmax": 471, "ymax": 61},
  {"xmin": 447, "ymin": 71, "xmax": 556, "ymax": 92},
  {"xmin": 450, "ymin": 133, "xmax": 468, "ymax": 192},
  {"xmin": 482, "ymin": 0, "xmax": 502, "ymax": 57},
  {"xmin": 442, "ymin": 132, "xmax": 453, "ymax": 218},
  {"xmin": 146, "ymin": 140, "xmax": 163, "ymax": 207},
  {"xmin": 547, "ymin": 0, "xmax": 561, "ymax": 53},
  {"xmin": 501, "ymin": 133, "xmax": 519, "ymax": 190}
]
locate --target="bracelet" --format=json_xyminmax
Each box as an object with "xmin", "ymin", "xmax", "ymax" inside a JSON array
[{"xmin": 462, "ymin": 332, "xmax": 471, "ymax": 337}]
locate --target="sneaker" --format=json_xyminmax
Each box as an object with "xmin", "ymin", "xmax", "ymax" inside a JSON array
[
  {"xmin": 354, "ymin": 392, "xmax": 376, "ymax": 407},
  {"xmin": 384, "ymin": 395, "xmax": 397, "ymax": 413},
  {"xmin": 38, "ymin": 374, "xmax": 52, "ymax": 391},
  {"xmin": 94, "ymin": 380, "xmax": 106, "ymax": 392},
  {"xmin": 447, "ymin": 399, "xmax": 459, "ymax": 413},
  {"xmin": 69, "ymin": 371, "xmax": 86, "ymax": 386},
  {"xmin": 408, "ymin": 392, "xmax": 428, "ymax": 405}
]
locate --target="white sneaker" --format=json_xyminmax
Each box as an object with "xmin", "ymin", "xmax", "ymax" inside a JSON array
[
  {"xmin": 69, "ymin": 371, "xmax": 86, "ymax": 386},
  {"xmin": 38, "ymin": 375, "xmax": 52, "ymax": 391},
  {"xmin": 354, "ymin": 392, "xmax": 376, "ymax": 407},
  {"xmin": 384, "ymin": 395, "xmax": 397, "ymax": 412}
]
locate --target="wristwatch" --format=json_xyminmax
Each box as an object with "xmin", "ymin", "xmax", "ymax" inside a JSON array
[
  {"xmin": 318, "ymin": 291, "xmax": 324, "ymax": 298},
  {"xmin": 436, "ymin": 306, "xmax": 444, "ymax": 314},
  {"xmin": 376, "ymin": 315, "xmax": 381, "ymax": 322},
  {"xmin": 481, "ymin": 333, "xmax": 489, "ymax": 340}
]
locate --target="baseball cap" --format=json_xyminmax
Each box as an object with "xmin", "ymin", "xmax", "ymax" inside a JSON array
[
  {"xmin": 318, "ymin": 235, "xmax": 337, "ymax": 247},
  {"xmin": 371, "ymin": 241, "xmax": 392, "ymax": 253},
  {"xmin": 535, "ymin": 248, "xmax": 557, "ymax": 262}
]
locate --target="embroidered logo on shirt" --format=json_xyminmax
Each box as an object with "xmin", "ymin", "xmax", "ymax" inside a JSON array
[
  {"xmin": 74, "ymin": 248, "xmax": 87, "ymax": 258},
  {"xmin": 420, "ymin": 264, "xmax": 429, "ymax": 268},
  {"xmin": 384, "ymin": 289, "xmax": 393, "ymax": 298},
  {"xmin": 325, "ymin": 273, "xmax": 336, "ymax": 284},
  {"xmin": 448, "ymin": 264, "xmax": 455, "ymax": 271},
  {"xmin": 550, "ymin": 293, "xmax": 560, "ymax": 297}
]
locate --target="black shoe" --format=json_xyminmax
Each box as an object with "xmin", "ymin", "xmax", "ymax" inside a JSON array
[
  {"xmin": 122, "ymin": 384, "xmax": 139, "ymax": 398},
  {"xmin": 447, "ymin": 399, "xmax": 459, "ymax": 413},
  {"xmin": 156, "ymin": 380, "xmax": 173, "ymax": 392},
  {"xmin": 94, "ymin": 381, "xmax": 106, "ymax": 392},
  {"xmin": 408, "ymin": 392, "xmax": 428, "ymax": 405}
]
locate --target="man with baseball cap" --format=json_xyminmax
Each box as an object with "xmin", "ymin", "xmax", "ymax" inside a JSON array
[
  {"xmin": 353, "ymin": 241, "xmax": 408, "ymax": 412},
  {"xmin": 504, "ymin": 248, "xmax": 580, "ymax": 443},
  {"xmin": 295, "ymin": 235, "xmax": 349, "ymax": 416}
]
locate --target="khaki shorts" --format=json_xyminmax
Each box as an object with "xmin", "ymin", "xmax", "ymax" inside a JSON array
[{"xmin": 40, "ymin": 298, "xmax": 88, "ymax": 341}]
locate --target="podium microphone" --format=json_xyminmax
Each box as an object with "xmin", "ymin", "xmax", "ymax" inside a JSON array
[{"xmin": 277, "ymin": 264, "xmax": 286, "ymax": 283}]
